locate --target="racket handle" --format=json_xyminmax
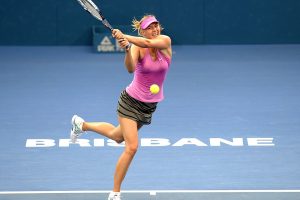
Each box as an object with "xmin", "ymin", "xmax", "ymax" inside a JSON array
[
  {"xmin": 102, "ymin": 19, "xmax": 113, "ymax": 31},
  {"xmin": 125, "ymin": 43, "xmax": 132, "ymax": 51}
]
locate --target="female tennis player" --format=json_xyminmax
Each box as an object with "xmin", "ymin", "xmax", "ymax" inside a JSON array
[{"xmin": 70, "ymin": 14, "xmax": 172, "ymax": 200}]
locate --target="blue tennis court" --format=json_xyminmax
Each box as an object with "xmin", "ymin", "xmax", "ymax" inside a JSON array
[{"xmin": 1, "ymin": 44, "xmax": 300, "ymax": 199}]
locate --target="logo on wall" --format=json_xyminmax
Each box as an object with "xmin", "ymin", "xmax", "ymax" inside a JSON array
[{"xmin": 97, "ymin": 36, "xmax": 124, "ymax": 52}]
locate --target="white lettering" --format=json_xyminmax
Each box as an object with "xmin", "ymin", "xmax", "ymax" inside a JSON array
[
  {"xmin": 26, "ymin": 139, "xmax": 55, "ymax": 148},
  {"xmin": 25, "ymin": 137, "xmax": 276, "ymax": 148},
  {"xmin": 172, "ymin": 138, "xmax": 208, "ymax": 147},
  {"xmin": 141, "ymin": 138, "xmax": 171, "ymax": 146},
  {"xmin": 98, "ymin": 45, "xmax": 114, "ymax": 52},
  {"xmin": 60, "ymin": 139, "xmax": 91, "ymax": 147},
  {"xmin": 94, "ymin": 139, "xmax": 105, "ymax": 147},
  {"xmin": 247, "ymin": 138, "xmax": 274, "ymax": 146},
  {"xmin": 210, "ymin": 138, "xmax": 244, "ymax": 146}
]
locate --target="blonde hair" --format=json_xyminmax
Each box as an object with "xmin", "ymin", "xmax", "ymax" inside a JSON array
[{"xmin": 132, "ymin": 14, "xmax": 163, "ymax": 36}]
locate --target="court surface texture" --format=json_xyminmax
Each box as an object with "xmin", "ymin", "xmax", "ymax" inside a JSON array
[{"xmin": 0, "ymin": 45, "xmax": 300, "ymax": 199}]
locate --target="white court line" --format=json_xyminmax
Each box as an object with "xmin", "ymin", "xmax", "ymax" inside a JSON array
[{"xmin": 1, "ymin": 190, "xmax": 300, "ymax": 195}]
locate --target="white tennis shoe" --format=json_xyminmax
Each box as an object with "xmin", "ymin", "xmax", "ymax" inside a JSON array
[
  {"xmin": 108, "ymin": 192, "xmax": 121, "ymax": 200},
  {"xmin": 70, "ymin": 115, "xmax": 85, "ymax": 143}
]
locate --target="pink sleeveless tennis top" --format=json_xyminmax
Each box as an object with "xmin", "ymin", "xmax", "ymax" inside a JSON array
[{"xmin": 126, "ymin": 49, "xmax": 171, "ymax": 103}]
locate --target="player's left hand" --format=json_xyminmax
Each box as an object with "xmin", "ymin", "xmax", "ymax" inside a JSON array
[{"xmin": 112, "ymin": 29, "xmax": 124, "ymax": 40}]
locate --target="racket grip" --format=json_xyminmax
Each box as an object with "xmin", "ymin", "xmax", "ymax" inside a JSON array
[{"xmin": 125, "ymin": 43, "xmax": 132, "ymax": 51}]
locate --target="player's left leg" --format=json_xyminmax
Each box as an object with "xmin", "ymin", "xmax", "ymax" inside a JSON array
[{"xmin": 113, "ymin": 116, "xmax": 139, "ymax": 192}]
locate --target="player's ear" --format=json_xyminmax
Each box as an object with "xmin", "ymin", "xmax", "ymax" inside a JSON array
[{"xmin": 140, "ymin": 29, "xmax": 145, "ymax": 36}]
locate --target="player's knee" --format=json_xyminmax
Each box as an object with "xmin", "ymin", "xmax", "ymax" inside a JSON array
[{"xmin": 125, "ymin": 143, "xmax": 138, "ymax": 155}]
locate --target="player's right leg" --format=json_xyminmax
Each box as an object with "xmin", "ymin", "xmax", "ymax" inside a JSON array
[
  {"xmin": 70, "ymin": 115, "xmax": 124, "ymax": 143},
  {"xmin": 82, "ymin": 122, "xmax": 124, "ymax": 143}
]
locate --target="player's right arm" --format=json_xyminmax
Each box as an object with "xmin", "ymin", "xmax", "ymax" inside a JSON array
[
  {"xmin": 124, "ymin": 43, "xmax": 139, "ymax": 73},
  {"xmin": 114, "ymin": 29, "xmax": 140, "ymax": 73},
  {"xmin": 116, "ymin": 37, "xmax": 139, "ymax": 73}
]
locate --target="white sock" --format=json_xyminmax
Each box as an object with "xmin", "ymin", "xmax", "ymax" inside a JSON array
[{"xmin": 109, "ymin": 191, "xmax": 120, "ymax": 197}]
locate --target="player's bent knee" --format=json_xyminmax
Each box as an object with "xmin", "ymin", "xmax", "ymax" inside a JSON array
[{"xmin": 125, "ymin": 144, "xmax": 138, "ymax": 155}]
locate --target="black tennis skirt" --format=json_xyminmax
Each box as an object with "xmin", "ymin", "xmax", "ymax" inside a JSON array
[{"xmin": 117, "ymin": 90, "xmax": 158, "ymax": 125}]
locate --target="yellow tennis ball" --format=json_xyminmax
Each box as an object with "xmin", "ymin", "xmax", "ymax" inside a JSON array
[{"xmin": 150, "ymin": 84, "xmax": 160, "ymax": 94}]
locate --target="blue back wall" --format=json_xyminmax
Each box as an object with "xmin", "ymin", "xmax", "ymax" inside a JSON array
[{"xmin": 0, "ymin": 0, "xmax": 299, "ymax": 45}]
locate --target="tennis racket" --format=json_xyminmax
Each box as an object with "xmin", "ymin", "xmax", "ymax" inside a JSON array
[
  {"xmin": 77, "ymin": 0, "xmax": 130, "ymax": 50},
  {"xmin": 77, "ymin": 0, "xmax": 113, "ymax": 31}
]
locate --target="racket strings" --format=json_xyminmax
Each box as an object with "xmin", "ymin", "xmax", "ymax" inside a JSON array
[
  {"xmin": 77, "ymin": 0, "xmax": 113, "ymax": 31},
  {"xmin": 78, "ymin": 0, "xmax": 103, "ymax": 21}
]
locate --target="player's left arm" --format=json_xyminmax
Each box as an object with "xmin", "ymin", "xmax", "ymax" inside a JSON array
[
  {"xmin": 125, "ymin": 34, "xmax": 171, "ymax": 50},
  {"xmin": 116, "ymin": 37, "xmax": 139, "ymax": 73}
]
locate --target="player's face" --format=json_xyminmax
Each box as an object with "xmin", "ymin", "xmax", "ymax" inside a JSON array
[{"xmin": 142, "ymin": 23, "xmax": 160, "ymax": 39}]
